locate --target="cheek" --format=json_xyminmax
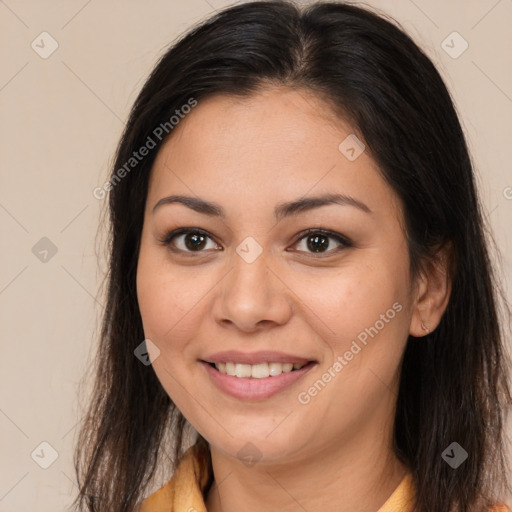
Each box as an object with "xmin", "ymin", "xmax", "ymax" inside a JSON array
[
  {"xmin": 136, "ymin": 247, "xmax": 198, "ymax": 342},
  {"xmin": 292, "ymin": 265, "xmax": 410, "ymax": 431},
  {"xmin": 136, "ymin": 252, "xmax": 209, "ymax": 411},
  {"xmin": 290, "ymin": 259, "xmax": 410, "ymax": 359},
  {"xmin": 136, "ymin": 247, "xmax": 224, "ymax": 358}
]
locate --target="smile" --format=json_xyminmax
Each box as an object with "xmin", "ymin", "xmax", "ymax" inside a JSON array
[{"xmin": 201, "ymin": 360, "xmax": 317, "ymax": 400}]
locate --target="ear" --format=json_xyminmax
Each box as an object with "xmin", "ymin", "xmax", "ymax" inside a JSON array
[{"xmin": 409, "ymin": 242, "xmax": 454, "ymax": 337}]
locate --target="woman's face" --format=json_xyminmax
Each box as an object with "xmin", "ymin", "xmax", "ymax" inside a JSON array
[{"xmin": 136, "ymin": 86, "xmax": 422, "ymax": 465}]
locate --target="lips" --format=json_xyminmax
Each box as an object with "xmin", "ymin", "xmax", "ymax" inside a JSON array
[{"xmin": 200, "ymin": 350, "xmax": 317, "ymax": 400}]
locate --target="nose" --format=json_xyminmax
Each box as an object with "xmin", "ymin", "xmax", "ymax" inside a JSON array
[{"xmin": 212, "ymin": 248, "xmax": 293, "ymax": 333}]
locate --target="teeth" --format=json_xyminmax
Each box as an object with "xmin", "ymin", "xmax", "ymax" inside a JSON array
[
  {"xmin": 214, "ymin": 361, "xmax": 305, "ymax": 378},
  {"xmin": 269, "ymin": 362, "xmax": 285, "ymax": 376},
  {"xmin": 235, "ymin": 363, "xmax": 252, "ymax": 378},
  {"xmin": 251, "ymin": 363, "xmax": 269, "ymax": 378}
]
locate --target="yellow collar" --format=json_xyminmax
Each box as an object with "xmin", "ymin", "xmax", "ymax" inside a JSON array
[{"xmin": 139, "ymin": 442, "xmax": 509, "ymax": 512}]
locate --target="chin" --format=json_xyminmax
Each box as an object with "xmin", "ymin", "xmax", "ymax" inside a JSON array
[{"xmin": 203, "ymin": 423, "xmax": 310, "ymax": 466}]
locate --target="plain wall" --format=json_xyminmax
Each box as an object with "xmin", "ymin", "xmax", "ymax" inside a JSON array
[{"xmin": 0, "ymin": 1, "xmax": 511, "ymax": 511}]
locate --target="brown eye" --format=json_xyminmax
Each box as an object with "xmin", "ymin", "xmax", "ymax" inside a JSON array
[
  {"xmin": 161, "ymin": 228, "xmax": 219, "ymax": 253},
  {"xmin": 292, "ymin": 229, "xmax": 352, "ymax": 256},
  {"xmin": 305, "ymin": 233, "xmax": 330, "ymax": 252}
]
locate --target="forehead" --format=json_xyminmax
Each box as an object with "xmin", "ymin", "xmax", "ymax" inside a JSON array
[{"xmin": 147, "ymin": 86, "xmax": 401, "ymax": 222}]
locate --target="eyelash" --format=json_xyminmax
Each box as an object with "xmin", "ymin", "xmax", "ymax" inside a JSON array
[{"xmin": 158, "ymin": 227, "xmax": 353, "ymax": 257}]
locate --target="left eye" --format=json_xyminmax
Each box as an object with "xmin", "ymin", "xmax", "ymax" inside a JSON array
[
  {"xmin": 160, "ymin": 228, "xmax": 352, "ymax": 256},
  {"xmin": 292, "ymin": 229, "xmax": 352, "ymax": 255}
]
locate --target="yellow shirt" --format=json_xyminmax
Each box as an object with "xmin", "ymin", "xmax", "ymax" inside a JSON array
[{"xmin": 139, "ymin": 442, "xmax": 510, "ymax": 512}]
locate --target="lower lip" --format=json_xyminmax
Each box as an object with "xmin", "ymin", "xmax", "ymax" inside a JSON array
[{"xmin": 201, "ymin": 361, "xmax": 316, "ymax": 401}]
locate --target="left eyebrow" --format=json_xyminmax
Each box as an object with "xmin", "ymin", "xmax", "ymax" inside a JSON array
[
  {"xmin": 273, "ymin": 193, "xmax": 372, "ymax": 221},
  {"xmin": 151, "ymin": 192, "xmax": 372, "ymax": 219}
]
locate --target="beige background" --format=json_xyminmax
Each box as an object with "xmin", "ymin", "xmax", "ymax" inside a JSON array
[{"xmin": 0, "ymin": 1, "xmax": 511, "ymax": 511}]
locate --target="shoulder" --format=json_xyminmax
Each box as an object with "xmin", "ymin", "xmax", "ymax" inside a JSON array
[{"xmin": 134, "ymin": 441, "xmax": 211, "ymax": 512}]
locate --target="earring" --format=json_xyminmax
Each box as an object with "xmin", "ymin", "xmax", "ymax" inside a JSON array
[{"xmin": 421, "ymin": 320, "xmax": 430, "ymax": 334}]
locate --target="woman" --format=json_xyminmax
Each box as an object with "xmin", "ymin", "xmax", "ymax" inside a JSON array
[{"xmin": 72, "ymin": 2, "xmax": 512, "ymax": 511}]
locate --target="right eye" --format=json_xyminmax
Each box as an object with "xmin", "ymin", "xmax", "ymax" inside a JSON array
[{"xmin": 159, "ymin": 227, "xmax": 221, "ymax": 254}]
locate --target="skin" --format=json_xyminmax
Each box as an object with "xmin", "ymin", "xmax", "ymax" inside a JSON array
[{"xmin": 136, "ymin": 86, "xmax": 451, "ymax": 512}]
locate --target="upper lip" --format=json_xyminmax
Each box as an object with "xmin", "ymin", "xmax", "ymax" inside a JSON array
[{"xmin": 202, "ymin": 351, "xmax": 316, "ymax": 365}]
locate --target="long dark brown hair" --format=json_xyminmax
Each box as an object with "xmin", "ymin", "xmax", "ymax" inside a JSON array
[{"xmin": 72, "ymin": 2, "xmax": 512, "ymax": 511}]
